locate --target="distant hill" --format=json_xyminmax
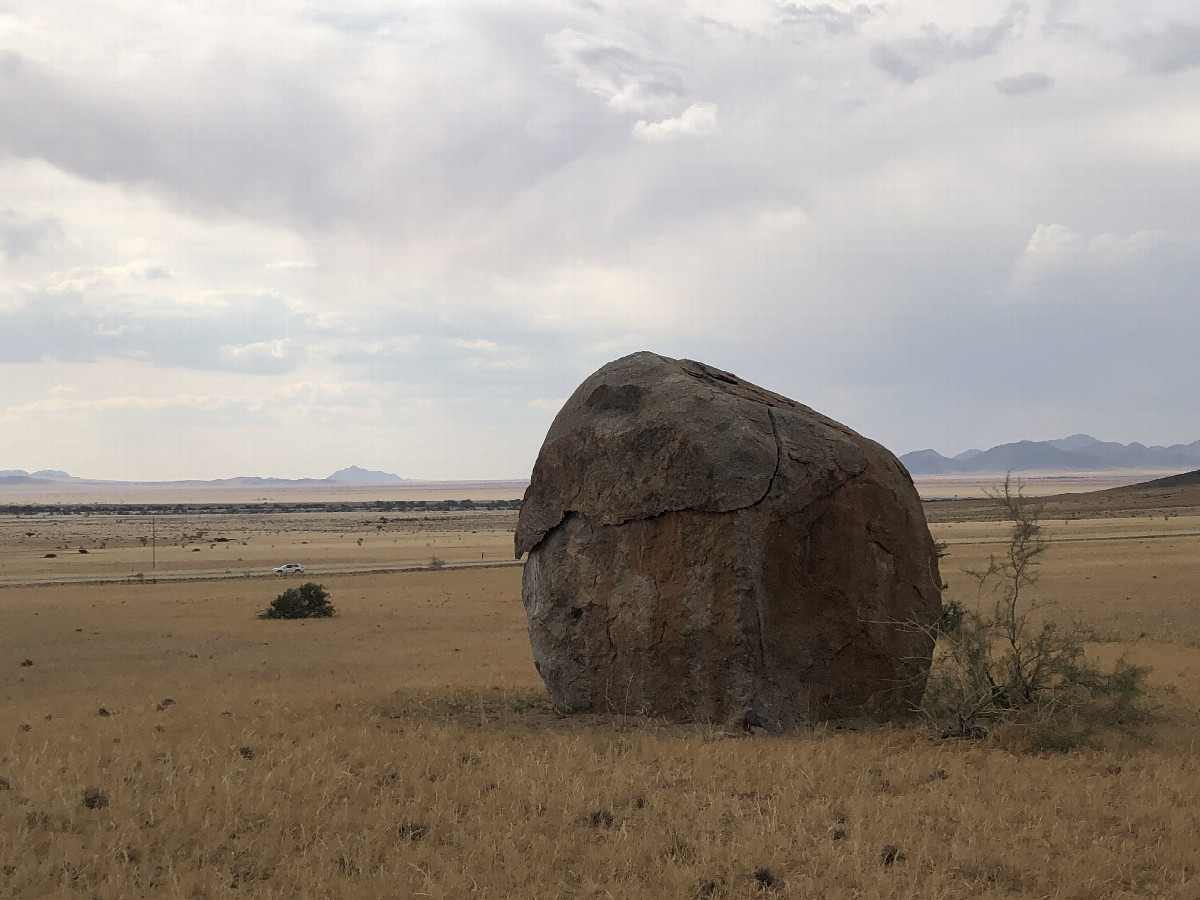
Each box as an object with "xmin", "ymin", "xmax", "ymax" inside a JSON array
[
  {"xmin": 901, "ymin": 434, "xmax": 1200, "ymax": 475},
  {"xmin": 0, "ymin": 469, "xmax": 75, "ymax": 485},
  {"xmin": 326, "ymin": 466, "xmax": 408, "ymax": 485},
  {"xmin": 0, "ymin": 466, "xmax": 409, "ymax": 486},
  {"xmin": 1114, "ymin": 468, "xmax": 1200, "ymax": 491},
  {"xmin": 923, "ymin": 465, "xmax": 1200, "ymax": 523}
]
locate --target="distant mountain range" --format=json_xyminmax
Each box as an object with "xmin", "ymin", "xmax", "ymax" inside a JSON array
[
  {"xmin": 0, "ymin": 466, "xmax": 411, "ymax": 486},
  {"xmin": 9, "ymin": 436, "xmax": 1199, "ymax": 485},
  {"xmin": 901, "ymin": 434, "xmax": 1200, "ymax": 475}
]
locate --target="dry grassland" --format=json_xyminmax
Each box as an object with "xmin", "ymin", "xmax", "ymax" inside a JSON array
[
  {"xmin": 3, "ymin": 509, "xmax": 1200, "ymax": 898},
  {"xmin": 0, "ymin": 510, "xmax": 518, "ymax": 583}
]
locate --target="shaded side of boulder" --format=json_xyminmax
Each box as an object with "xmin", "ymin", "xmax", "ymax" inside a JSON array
[{"xmin": 517, "ymin": 352, "xmax": 941, "ymax": 728}]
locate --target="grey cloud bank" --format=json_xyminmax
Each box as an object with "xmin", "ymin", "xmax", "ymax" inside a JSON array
[
  {"xmin": 0, "ymin": 0, "xmax": 1198, "ymax": 481},
  {"xmin": 994, "ymin": 71, "xmax": 1054, "ymax": 94}
]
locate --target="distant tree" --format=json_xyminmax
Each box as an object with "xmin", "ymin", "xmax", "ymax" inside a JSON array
[{"xmin": 259, "ymin": 582, "xmax": 336, "ymax": 620}]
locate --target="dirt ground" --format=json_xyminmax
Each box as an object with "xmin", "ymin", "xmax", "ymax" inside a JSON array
[{"xmin": 2, "ymin": 498, "xmax": 1199, "ymax": 898}]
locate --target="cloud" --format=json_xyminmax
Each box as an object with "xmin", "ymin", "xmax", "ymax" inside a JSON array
[
  {"xmin": 632, "ymin": 103, "xmax": 718, "ymax": 142},
  {"xmin": 778, "ymin": 4, "xmax": 875, "ymax": 37},
  {"xmin": 0, "ymin": 378, "xmax": 389, "ymax": 425},
  {"xmin": 303, "ymin": 2, "xmax": 408, "ymax": 36},
  {"xmin": 547, "ymin": 28, "xmax": 685, "ymax": 115},
  {"xmin": 1042, "ymin": 0, "xmax": 1093, "ymax": 39},
  {"xmin": 219, "ymin": 339, "xmax": 295, "ymax": 373},
  {"xmin": 872, "ymin": 2, "xmax": 1029, "ymax": 83},
  {"xmin": 2, "ymin": 393, "xmax": 212, "ymax": 420},
  {"xmin": 265, "ymin": 260, "xmax": 315, "ymax": 271},
  {"xmin": 0, "ymin": 35, "xmax": 588, "ymax": 234},
  {"xmin": 455, "ymin": 338, "xmax": 498, "ymax": 351},
  {"xmin": 1122, "ymin": 20, "xmax": 1200, "ymax": 74},
  {"xmin": 48, "ymin": 260, "xmax": 172, "ymax": 293},
  {"xmin": 870, "ymin": 45, "xmax": 921, "ymax": 84},
  {"xmin": 994, "ymin": 71, "xmax": 1054, "ymax": 96},
  {"xmin": 1011, "ymin": 224, "xmax": 1170, "ymax": 291},
  {"xmin": 0, "ymin": 48, "xmax": 347, "ymax": 224},
  {"xmin": 464, "ymin": 355, "xmax": 532, "ymax": 370},
  {"xmin": 269, "ymin": 380, "xmax": 376, "ymax": 405},
  {"xmin": 0, "ymin": 287, "xmax": 310, "ymax": 373},
  {"xmin": 0, "ymin": 207, "xmax": 63, "ymax": 259}
]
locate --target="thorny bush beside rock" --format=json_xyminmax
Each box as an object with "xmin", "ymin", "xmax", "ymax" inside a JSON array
[{"xmin": 919, "ymin": 476, "xmax": 1151, "ymax": 751}]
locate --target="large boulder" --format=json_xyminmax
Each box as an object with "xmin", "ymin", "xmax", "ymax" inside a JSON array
[{"xmin": 515, "ymin": 352, "xmax": 942, "ymax": 729}]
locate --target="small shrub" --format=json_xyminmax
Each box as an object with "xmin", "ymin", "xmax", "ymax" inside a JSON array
[
  {"xmin": 259, "ymin": 582, "xmax": 336, "ymax": 620},
  {"xmin": 753, "ymin": 866, "xmax": 776, "ymax": 888},
  {"xmin": 919, "ymin": 476, "xmax": 1151, "ymax": 750},
  {"xmin": 880, "ymin": 845, "xmax": 904, "ymax": 866},
  {"xmin": 81, "ymin": 787, "xmax": 109, "ymax": 810},
  {"xmin": 428, "ymin": 556, "xmax": 445, "ymax": 569},
  {"xmin": 587, "ymin": 809, "xmax": 614, "ymax": 828}
]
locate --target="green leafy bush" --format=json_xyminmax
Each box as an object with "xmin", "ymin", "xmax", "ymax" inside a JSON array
[
  {"xmin": 259, "ymin": 582, "xmax": 336, "ymax": 620},
  {"xmin": 920, "ymin": 476, "xmax": 1151, "ymax": 750}
]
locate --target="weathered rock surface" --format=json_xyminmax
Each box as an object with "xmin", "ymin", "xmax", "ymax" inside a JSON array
[{"xmin": 516, "ymin": 352, "xmax": 942, "ymax": 728}]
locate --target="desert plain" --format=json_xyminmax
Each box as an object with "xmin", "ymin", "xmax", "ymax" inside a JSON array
[{"xmin": 2, "ymin": 479, "xmax": 1200, "ymax": 898}]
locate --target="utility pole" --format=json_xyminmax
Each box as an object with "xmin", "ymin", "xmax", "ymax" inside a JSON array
[{"xmin": 151, "ymin": 514, "xmax": 156, "ymax": 570}]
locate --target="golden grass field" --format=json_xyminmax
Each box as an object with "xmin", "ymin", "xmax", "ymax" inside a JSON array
[{"xmin": 3, "ymin": 498, "xmax": 1200, "ymax": 898}]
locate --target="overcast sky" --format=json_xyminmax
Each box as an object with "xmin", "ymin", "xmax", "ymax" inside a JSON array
[{"xmin": 1, "ymin": 1, "xmax": 1197, "ymax": 480}]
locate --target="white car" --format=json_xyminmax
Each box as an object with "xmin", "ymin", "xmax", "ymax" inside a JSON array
[{"xmin": 273, "ymin": 563, "xmax": 305, "ymax": 575}]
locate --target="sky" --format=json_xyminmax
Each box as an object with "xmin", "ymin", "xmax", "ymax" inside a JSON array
[{"xmin": 1, "ymin": 1, "xmax": 1198, "ymax": 481}]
